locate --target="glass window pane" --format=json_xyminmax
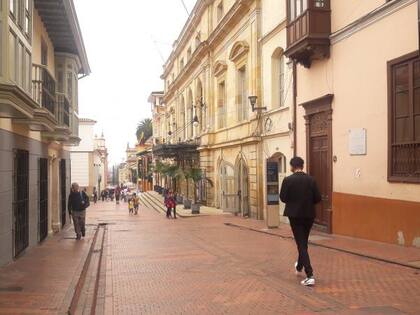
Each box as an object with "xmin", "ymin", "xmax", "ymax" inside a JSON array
[
  {"xmin": 395, "ymin": 65, "xmax": 408, "ymax": 91},
  {"xmin": 415, "ymin": 61, "xmax": 420, "ymax": 86},
  {"xmin": 296, "ymin": 0, "xmax": 301, "ymax": 16},
  {"xmin": 415, "ymin": 88, "xmax": 420, "ymax": 115},
  {"xmin": 396, "ymin": 91, "xmax": 409, "ymax": 117},
  {"xmin": 415, "ymin": 115, "xmax": 420, "ymax": 141},
  {"xmin": 290, "ymin": 0, "xmax": 295, "ymax": 20},
  {"xmin": 396, "ymin": 117, "xmax": 410, "ymax": 142}
]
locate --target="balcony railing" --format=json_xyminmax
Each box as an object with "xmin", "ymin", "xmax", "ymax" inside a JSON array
[
  {"xmin": 56, "ymin": 93, "xmax": 70, "ymax": 127},
  {"xmin": 32, "ymin": 64, "xmax": 56, "ymax": 114},
  {"xmin": 285, "ymin": 5, "xmax": 331, "ymax": 67}
]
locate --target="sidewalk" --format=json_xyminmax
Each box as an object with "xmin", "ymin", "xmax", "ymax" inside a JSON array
[
  {"xmin": 142, "ymin": 191, "xmax": 420, "ymax": 269},
  {"xmin": 223, "ymin": 216, "xmax": 420, "ymax": 270},
  {"xmin": 0, "ymin": 223, "xmax": 96, "ymax": 315}
]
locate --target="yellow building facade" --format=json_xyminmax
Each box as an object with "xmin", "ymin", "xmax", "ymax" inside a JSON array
[
  {"xmin": 159, "ymin": 0, "xmax": 293, "ymax": 221},
  {"xmin": 0, "ymin": 0, "xmax": 89, "ymax": 265}
]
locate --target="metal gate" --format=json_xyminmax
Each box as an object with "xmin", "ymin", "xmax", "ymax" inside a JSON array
[
  {"xmin": 60, "ymin": 159, "xmax": 67, "ymax": 227},
  {"xmin": 39, "ymin": 158, "xmax": 48, "ymax": 242},
  {"xmin": 13, "ymin": 149, "xmax": 29, "ymax": 258}
]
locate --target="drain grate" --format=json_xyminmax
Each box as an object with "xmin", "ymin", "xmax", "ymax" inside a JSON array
[{"xmin": 0, "ymin": 286, "xmax": 23, "ymax": 292}]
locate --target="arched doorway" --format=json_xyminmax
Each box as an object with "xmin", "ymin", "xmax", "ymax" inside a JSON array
[
  {"xmin": 236, "ymin": 158, "xmax": 249, "ymax": 217},
  {"xmin": 219, "ymin": 161, "xmax": 236, "ymax": 212}
]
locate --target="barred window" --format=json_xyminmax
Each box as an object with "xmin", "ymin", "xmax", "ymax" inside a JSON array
[{"xmin": 388, "ymin": 52, "xmax": 420, "ymax": 182}]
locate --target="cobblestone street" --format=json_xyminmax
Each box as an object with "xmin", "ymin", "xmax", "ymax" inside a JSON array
[{"xmin": 3, "ymin": 201, "xmax": 419, "ymax": 315}]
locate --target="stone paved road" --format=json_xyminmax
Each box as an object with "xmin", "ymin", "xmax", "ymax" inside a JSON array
[{"xmin": 88, "ymin": 202, "xmax": 420, "ymax": 315}]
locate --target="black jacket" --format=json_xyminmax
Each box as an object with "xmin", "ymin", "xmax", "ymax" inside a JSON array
[
  {"xmin": 68, "ymin": 191, "xmax": 89, "ymax": 213},
  {"xmin": 280, "ymin": 172, "xmax": 322, "ymax": 218}
]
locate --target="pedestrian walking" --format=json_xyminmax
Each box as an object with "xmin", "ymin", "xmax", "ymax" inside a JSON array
[
  {"xmin": 128, "ymin": 195, "xmax": 134, "ymax": 214},
  {"xmin": 133, "ymin": 193, "xmax": 140, "ymax": 215},
  {"xmin": 93, "ymin": 187, "xmax": 98, "ymax": 204},
  {"xmin": 280, "ymin": 157, "xmax": 322, "ymax": 287},
  {"xmin": 68, "ymin": 183, "xmax": 90, "ymax": 240},
  {"xmin": 164, "ymin": 190, "xmax": 176, "ymax": 219},
  {"xmin": 115, "ymin": 187, "xmax": 121, "ymax": 205},
  {"xmin": 101, "ymin": 190, "xmax": 105, "ymax": 202}
]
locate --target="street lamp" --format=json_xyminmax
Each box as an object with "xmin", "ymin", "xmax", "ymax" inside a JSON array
[
  {"xmin": 248, "ymin": 95, "xmax": 266, "ymax": 112},
  {"xmin": 193, "ymin": 115, "xmax": 199, "ymax": 128}
]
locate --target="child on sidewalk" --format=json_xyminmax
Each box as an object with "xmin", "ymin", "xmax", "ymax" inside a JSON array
[
  {"xmin": 133, "ymin": 193, "xmax": 140, "ymax": 215},
  {"xmin": 128, "ymin": 195, "xmax": 134, "ymax": 214}
]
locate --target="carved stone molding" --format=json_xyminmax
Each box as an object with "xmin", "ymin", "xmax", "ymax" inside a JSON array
[
  {"xmin": 213, "ymin": 60, "xmax": 228, "ymax": 77},
  {"xmin": 229, "ymin": 41, "xmax": 250, "ymax": 64}
]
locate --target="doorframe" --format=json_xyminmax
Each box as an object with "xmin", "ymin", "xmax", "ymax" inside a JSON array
[
  {"xmin": 235, "ymin": 156, "xmax": 250, "ymax": 217},
  {"xmin": 301, "ymin": 94, "xmax": 334, "ymax": 233}
]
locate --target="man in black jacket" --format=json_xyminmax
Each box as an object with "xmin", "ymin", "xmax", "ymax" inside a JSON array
[
  {"xmin": 68, "ymin": 183, "xmax": 90, "ymax": 240},
  {"xmin": 280, "ymin": 157, "xmax": 322, "ymax": 286}
]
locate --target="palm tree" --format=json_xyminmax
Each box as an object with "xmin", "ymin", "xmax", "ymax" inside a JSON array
[{"xmin": 136, "ymin": 118, "xmax": 152, "ymax": 143}]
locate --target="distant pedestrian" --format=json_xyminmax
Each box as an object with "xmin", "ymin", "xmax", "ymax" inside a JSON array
[
  {"xmin": 93, "ymin": 187, "xmax": 98, "ymax": 204},
  {"xmin": 128, "ymin": 195, "xmax": 134, "ymax": 214},
  {"xmin": 68, "ymin": 183, "xmax": 90, "ymax": 240},
  {"xmin": 133, "ymin": 193, "xmax": 140, "ymax": 215},
  {"xmin": 280, "ymin": 157, "xmax": 322, "ymax": 287},
  {"xmin": 101, "ymin": 190, "xmax": 105, "ymax": 202},
  {"xmin": 164, "ymin": 190, "xmax": 176, "ymax": 219},
  {"xmin": 115, "ymin": 187, "xmax": 121, "ymax": 205}
]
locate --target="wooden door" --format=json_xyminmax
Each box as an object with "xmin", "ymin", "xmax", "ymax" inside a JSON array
[
  {"xmin": 310, "ymin": 135, "xmax": 331, "ymax": 226},
  {"xmin": 220, "ymin": 163, "xmax": 236, "ymax": 212}
]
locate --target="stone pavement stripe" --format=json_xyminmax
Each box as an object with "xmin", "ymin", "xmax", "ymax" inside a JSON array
[{"xmin": 225, "ymin": 222, "xmax": 420, "ymax": 271}]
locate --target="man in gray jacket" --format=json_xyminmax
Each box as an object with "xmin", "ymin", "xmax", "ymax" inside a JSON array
[{"xmin": 68, "ymin": 183, "xmax": 90, "ymax": 240}]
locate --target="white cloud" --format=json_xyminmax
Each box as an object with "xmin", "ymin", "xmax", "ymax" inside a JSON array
[{"xmin": 73, "ymin": 0, "xmax": 196, "ymax": 164}]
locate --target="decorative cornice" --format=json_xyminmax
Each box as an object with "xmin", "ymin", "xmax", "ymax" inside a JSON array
[
  {"xmin": 229, "ymin": 40, "xmax": 250, "ymax": 63},
  {"xmin": 213, "ymin": 60, "xmax": 228, "ymax": 77},
  {"xmin": 330, "ymin": 0, "xmax": 416, "ymax": 45}
]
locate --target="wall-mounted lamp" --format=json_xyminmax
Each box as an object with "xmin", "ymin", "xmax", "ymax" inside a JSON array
[
  {"xmin": 193, "ymin": 115, "xmax": 199, "ymax": 128},
  {"xmin": 248, "ymin": 96, "xmax": 266, "ymax": 112}
]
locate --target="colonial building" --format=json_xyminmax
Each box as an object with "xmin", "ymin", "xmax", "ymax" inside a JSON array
[
  {"xmin": 68, "ymin": 119, "xmax": 108, "ymax": 196},
  {"xmin": 286, "ymin": 0, "xmax": 420, "ymax": 246},
  {"xmin": 157, "ymin": 0, "xmax": 296, "ymax": 221},
  {"xmin": 0, "ymin": 0, "xmax": 89, "ymax": 265}
]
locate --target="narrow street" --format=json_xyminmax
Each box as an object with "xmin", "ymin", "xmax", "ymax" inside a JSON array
[{"xmin": 1, "ymin": 201, "xmax": 419, "ymax": 315}]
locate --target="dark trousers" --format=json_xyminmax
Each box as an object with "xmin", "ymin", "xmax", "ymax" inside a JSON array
[
  {"xmin": 166, "ymin": 207, "xmax": 177, "ymax": 218},
  {"xmin": 289, "ymin": 217, "xmax": 314, "ymax": 277}
]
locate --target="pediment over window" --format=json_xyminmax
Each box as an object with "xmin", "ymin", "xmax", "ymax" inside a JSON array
[
  {"xmin": 229, "ymin": 41, "xmax": 249, "ymax": 64},
  {"xmin": 213, "ymin": 60, "xmax": 228, "ymax": 77}
]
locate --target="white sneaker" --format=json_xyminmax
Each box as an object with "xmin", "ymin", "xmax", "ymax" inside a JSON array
[
  {"xmin": 301, "ymin": 277, "xmax": 315, "ymax": 286},
  {"xmin": 294, "ymin": 262, "xmax": 303, "ymax": 275}
]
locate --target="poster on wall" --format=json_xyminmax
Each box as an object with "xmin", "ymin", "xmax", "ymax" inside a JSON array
[
  {"xmin": 349, "ymin": 128, "xmax": 367, "ymax": 155},
  {"xmin": 266, "ymin": 161, "xmax": 279, "ymax": 205}
]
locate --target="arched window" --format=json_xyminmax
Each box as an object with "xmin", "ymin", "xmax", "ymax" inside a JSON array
[{"xmin": 272, "ymin": 48, "xmax": 286, "ymax": 108}]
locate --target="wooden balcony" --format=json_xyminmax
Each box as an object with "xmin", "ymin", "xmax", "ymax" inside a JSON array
[
  {"xmin": 32, "ymin": 64, "xmax": 56, "ymax": 114},
  {"xmin": 285, "ymin": 5, "xmax": 331, "ymax": 68}
]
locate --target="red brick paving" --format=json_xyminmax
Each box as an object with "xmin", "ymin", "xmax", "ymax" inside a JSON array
[
  {"xmin": 0, "ymin": 224, "xmax": 96, "ymax": 314},
  {"xmin": 1, "ymin": 201, "xmax": 420, "ymax": 315},
  {"xmin": 91, "ymin": 202, "xmax": 420, "ymax": 315}
]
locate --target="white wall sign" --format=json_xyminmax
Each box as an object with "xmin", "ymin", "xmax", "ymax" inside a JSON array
[{"xmin": 349, "ymin": 128, "xmax": 367, "ymax": 155}]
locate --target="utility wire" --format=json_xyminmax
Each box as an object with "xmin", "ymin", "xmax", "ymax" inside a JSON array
[{"xmin": 180, "ymin": 0, "xmax": 190, "ymax": 16}]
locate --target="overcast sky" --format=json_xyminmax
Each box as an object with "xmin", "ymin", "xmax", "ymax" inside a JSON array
[{"xmin": 73, "ymin": 0, "xmax": 196, "ymax": 165}]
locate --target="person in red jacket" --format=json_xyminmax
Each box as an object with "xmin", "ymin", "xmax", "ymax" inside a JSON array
[{"xmin": 164, "ymin": 190, "xmax": 176, "ymax": 219}]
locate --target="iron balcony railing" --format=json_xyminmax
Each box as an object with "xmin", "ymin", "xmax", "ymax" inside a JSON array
[
  {"xmin": 32, "ymin": 64, "xmax": 56, "ymax": 115},
  {"xmin": 56, "ymin": 93, "xmax": 70, "ymax": 127}
]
